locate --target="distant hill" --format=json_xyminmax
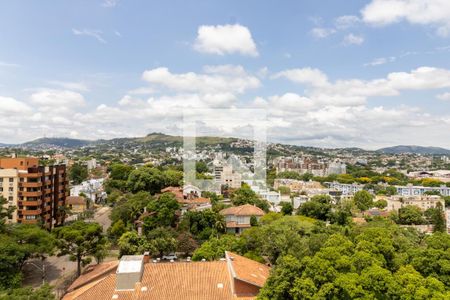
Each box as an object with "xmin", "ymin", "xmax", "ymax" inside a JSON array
[
  {"xmin": 377, "ymin": 145, "xmax": 450, "ymax": 155},
  {"xmin": 21, "ymin": 137, "xmax": 92, "ymax": 149}
]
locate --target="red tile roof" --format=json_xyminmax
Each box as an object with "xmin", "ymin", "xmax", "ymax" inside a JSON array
[
  {"xmin": 220, "ymin": 204, "xmax": 265, "ymax": 217},
  {"xmin": 63, "ymin": 252, "xmax": 270, "ymax": 300}
]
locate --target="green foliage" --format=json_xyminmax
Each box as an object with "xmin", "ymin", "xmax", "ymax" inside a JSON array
[
  {"xmin": 118, "ymin": 231, "xmax": 153, "ymax": 256},
  {"xmin": 374, "ymin": 199, "xmax": 388, "ymax": 209},
  {"xmin": 257, "ymin": 221, "xmax": 450, "ymax": 300},
  {"xmin": 231, "ymin": 185, "xmax": 271, "ymax": 212},
  {"xmin": 297, "ymin": 195, "xmax": 332, "ymax": 221},
  {"xmin": 0, "ymin": 223, "xmax": 55, "ymax": 290},
  {"xmin": 69, "ymin": 163, "xmax": 88, "ymax": 185},
  {"xmin": 0, "ymin": 284, "xmax": 55, "ymax": 300},
  {"xmin": 53, "ymin": 221, "xmax": 108, "ymax": 277},
  {"xmin": 127, "ymin": 166, "xmax": 166, "ymax": 194},
  {"xmin": 397, "ymin": 205, "xmax": 425, "ymax": 225},
  {"xmin": 425, "ymin": 202, "xmax": 446, "ymax": 233},
  {"xmin": 144, "ymin": 193, "xmax": 180, "ymax": 231},
  {"xmin": 280, "ymin": 201, "xmax": 294, "ymax": 215},
  {"xmin": 110, "ymin": 191, "xmax": 152, "ymax": 227},
  {"xmin": 179, "ymin": 209, "xmax": 225, "ymax": 241},
  {"xmin": 353, "ymin": 190, "xmax": 374, "ymax": 211},
  {"xmin": 195, "ymin": 161, "xmax": 209, "ymax": 174},
  {"xmin": 109, "ymin": 163, "xmax": 134, "ymax": 181},
  {"xmin": 176, "ymin": 232, "xmax": 198, "ymax": 256},
  {"xmin": 192, "ymin": 234, "xmax": 245, "ymax": 261},
  {"xmin": 0, "ymin": 196, "xmax": 15, "ymax": 231},
  {"xmin": 147, "ymin": 227, "xmax": 177, "ymax": 257}
]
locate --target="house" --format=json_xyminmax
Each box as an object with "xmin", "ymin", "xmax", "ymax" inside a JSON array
[
  {"xmin": 220, "ymin": 204, "xmax": 265, "ymax": 234},
  {"xmin": 381, "ymin": 195, "xmax": 445, "ymax": 212},
  {"xmin": 63, "ymin": 251, "xmax": 270, "ymax": 300},
  {"xmin": 161, "ymin": 186, "xmax": 211, "ymax": 214},
  {"xmin": 67, "ymin": 196, "xmax": 87, "ymax": 213}
]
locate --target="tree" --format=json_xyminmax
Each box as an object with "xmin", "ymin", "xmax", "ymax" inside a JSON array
[
  {"xmin": 280, "ymin": 201, "xmax": 294, "ymax": 216},
  {"xmin": 147, "ymin": 227, "xmax": 177, "ymax": 257},
  {"xmin": 397, "ymin": 205, "xmax": 425, "ymax": 225},
  {"xmin": 353, "ymin": 190, "xmax": 374, "ymax": 211},
  {"xmin": 109, "ymin": 163, "xmax": 133, "ymax": 181},
  {"xmin": 374, "ymin": 199, "xmax": 388, "ymax": 209},
  {"xmin": 0, "ymin": 196, "xmax": 15, "ymax": 232},
  {"xmin": 127, "ymin": 166, "xmax": 165, "ymax": 194},
  {"xmin": 69, "ymin": 163, "xmax": 88, "ymax": 185},
  {"xmin": 0, "ymin": 284, "xmax": 55, "ymax": 300},
  {"xmin": 231, "ymin": 185, "xmax": 270, "ymax": 212},
  {"xmin": 192, "ymin": 235, "xmax": 245, "ymax": 261},
  {"xmin": 118, "ymin": 231, "xmax": 153, "ymax": 257},
  {"xmin": 177, "ymin": 233, "xmax": 198, "ymax": 257},
  {"xmin": 297, "ymin": 195, "xmax": 332, "ymax": 221},
  {"xmin": 53, "ymin": 221, "xmax": 108, "ymax": 277},
  {"xmin": 163, "ymin": 169, "xmax": 183, "ymax": 187},
  {"xmin": 195, "ymin": 161, "xmax": 209, "ymax": 174},
  {"xmin": 425, "ymin": 202, "xmax": 446, "ymax": 233},
  {"xmin": 144, "ymin": 193, "xmax": 180, "ymax": 231}
]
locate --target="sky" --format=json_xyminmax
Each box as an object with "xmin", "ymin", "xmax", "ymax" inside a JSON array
[{"xmin": 1, "ymin": 0, "xmax": 450, "ymax": 149}]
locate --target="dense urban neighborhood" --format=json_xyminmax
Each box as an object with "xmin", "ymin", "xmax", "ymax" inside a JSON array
[{"xmin": 0, "ymin": 133, "xmax": 450, "ymax": 299}]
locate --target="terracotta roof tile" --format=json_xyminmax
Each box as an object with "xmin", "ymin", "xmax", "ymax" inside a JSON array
[
  {"xmin": 226, "ymin": 252, "xmax": 270, "ymax": 288},
  {"xmin": 220, "ymin": 204, "xmax": 265, "ymax": 217},
  {"xmin": 67, "ymin": 261, "xmax": 119, "ymax": 292}
]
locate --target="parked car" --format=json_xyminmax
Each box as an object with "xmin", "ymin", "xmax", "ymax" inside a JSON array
[{"xmin": 162, "ymin": 253, "xmax": 177, "ymax": 260}]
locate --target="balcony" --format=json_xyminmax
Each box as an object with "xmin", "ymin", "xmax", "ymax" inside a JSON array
[
  {"xmin": 44, "ymin": 180, "xmax": 52, "ymax": 186},
  {"xmin": 20, "ymin": 173, "xmax": 42, "ymax": 178},
  {"xmin": 19, "ymin": 191, "xmax": 42, "ymax": 197},
  {"xmin": 44, "ymin": 205, "xmax": 52, "ymax": 212},
  {"xmin": 19, "ymin": 200, "xmax": 42, "ymax": 206},
  {"xmin": 19, "ymin": 182, "xmax": 42, "ymax": 188},
  {"xmin": 22, "ymin": 209, "xmax": 42, "ymax": 215},
  {"xmin": 44, "ymin": 188, "xmax": 52, "ymax": 194},
  {"xmin": 21, "ymin": 219, "xmax": 38, "ymax": 225},
  {"xmin": 44, "ymin": 196, "xmax": 52, "ymax": 202}
]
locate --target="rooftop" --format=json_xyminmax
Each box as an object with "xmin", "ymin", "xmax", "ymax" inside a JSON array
[{"xmin": 220, "ymin": 204, "xmax": 265, "ymax": 217}]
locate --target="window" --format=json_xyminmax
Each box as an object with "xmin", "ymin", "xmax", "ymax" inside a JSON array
[
  {"xmin": 25, "ymin": 215, "xmax": 36, "ymax": 220},
  {"xmin": 8, "ymin": 196, "xmax": 13, "ymax": 201},
  {"xmin": 0, "ymin": 187, "xmax": 2, "ymax": 192},
  {"xmin": 0, "ymin": 178, "xmax": 3, "ymax": 182},
  {"xmin": 8, "ymin": 187, "xmax": 13, "ymax": 192},
  {"xmin": 9, "ymin": 178, "xmax": 14, "ymax": 183}
]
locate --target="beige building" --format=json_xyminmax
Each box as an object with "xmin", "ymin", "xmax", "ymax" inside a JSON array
[
  {"xmin": 380, "ymin": 195, "xmax": 445, "ymax": 212},
  {"xmin": 220, "ymin": 204, "xmax": 265, "ymax": 234},
  {"xmin": 0, "ymin": 169, "xmax": 20, "ymax": 223}
]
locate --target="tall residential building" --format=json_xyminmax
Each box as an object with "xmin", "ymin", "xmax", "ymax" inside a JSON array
[{"xmin": 0, "ymin": 157, "xmax": 68, "ymax": 229}]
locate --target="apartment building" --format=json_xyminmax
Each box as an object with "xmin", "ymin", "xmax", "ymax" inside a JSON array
[
  {"xmin": 396, "ymin": 184, "xmax": 450, "ymax": 197},
  {"xmin": 0, "ymin": 157, "xmax": 68, "ymax": 229},
  {"xmin": 381, "ymin": 195, "xmax": 445, "ymax": 212}
]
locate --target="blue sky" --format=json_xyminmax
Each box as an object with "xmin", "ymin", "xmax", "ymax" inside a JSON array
[{"xmin": 1, "ymin": 0, "xmax": 450, "ymax": 148}]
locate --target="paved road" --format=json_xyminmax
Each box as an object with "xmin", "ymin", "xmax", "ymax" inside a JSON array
[
  {"xmin": 94, "ymin": 206, "xmax": 112, "ymax": 233},
  {"xmin": 22, "ymin": 206, "xmax": 112, "ymax": 290}
]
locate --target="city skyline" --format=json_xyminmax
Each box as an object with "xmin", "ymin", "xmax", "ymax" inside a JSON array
[{"xmin": 1, "ymin": 0, "xmax": 450, "ymax": 149}]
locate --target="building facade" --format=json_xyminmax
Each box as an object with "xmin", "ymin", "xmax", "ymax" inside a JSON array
[{"xmin": 0, "ymin": 157, "xmax": 68, "ymax": 229}]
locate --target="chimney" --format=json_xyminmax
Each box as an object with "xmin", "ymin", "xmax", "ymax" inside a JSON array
[
  {"xmin": 115, "ymin": 255, "xmax": 144, "ymax": 291},
  {"xmin": 143, "ymin": 251, "xmax": 150, "ymax": 264}
]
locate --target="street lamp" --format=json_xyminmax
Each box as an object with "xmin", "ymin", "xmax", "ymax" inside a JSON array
[{"xmin": 25, "ymin": 261, "xmax": 46, "ymax": 285}]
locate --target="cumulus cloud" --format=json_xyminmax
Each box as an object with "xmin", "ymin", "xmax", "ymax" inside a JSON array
[
  {"xmin": 273, "ymin": 66, "xmax": 450, "ymax": 107},
  {"xmin": 142, "ymin": 65, "xmax": 260, "ymax": 94},
  {"xmin": 335, "ymin": 15, "xmax": 361, "ymax": 29},
  {"xmin": 30, "ymin": 89, "xmax": 86, "ymax": 107},
  {"xmin": 362, "ymin": 0, "xmax": 450, "ymax": 37},
  {"xmin": 193, "ymin": 24, "xmax": 258, "ymax": 56},
  {"xmin": 437, "ymin": 92, "xmax": 450, "ymax": 101},
  {"xmin": 364, "ymin": 56, "xmax": 396, "ymax": 66},
  {"xmin": 272, "ymin": 68, "xmax": 328, "ymax": 87},
  {"xmin": 47, "ymin": 80, "xmax": 89, "ymax": 92},
  {"xmin": 310, "ymin": 27, "xmax": 336, "ymax": 38},
  {"xmin": 343, "ymin": 33, "xmax": 364, "ymax": 45}
]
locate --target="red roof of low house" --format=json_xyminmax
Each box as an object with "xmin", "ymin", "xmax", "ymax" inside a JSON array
[{"xmin": 220, "ymin": 204, "xmax": 265, "ymax": 217}]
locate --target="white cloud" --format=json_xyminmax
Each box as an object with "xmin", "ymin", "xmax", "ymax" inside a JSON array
[
  {"xmin": 335, "ymin": 15, "xmax": 361, "ymax": 29},
  {"xmin": 362, "ymin": 0, "xmax": 450, "ymax": 37},
  {"xmin": 72, "ymin": 29, "xmax": 106, "ymax": 43},
  {"xmin": 0, "ymin": 97, "xmax": 31, "ymax": 114},
  {"xmin": 142, "ymin": 65, "xmax": 260, "ymax": 94},
  {"xmin": 102, "ymin": 0, "xmax": 118, "ymax": 8},
  {"xmin": 47, "ymin": 80, "xmax": 89, "ymax": 92},
  {"xmin": 310, "ymin": 27, "xmax": 336, "ymax": 38},
  {"xmin": 128, "ymin": 87, "xmax": 156, "ymax": 95},
  {"xmin": 193, "ymin": 24, "xmax": 258, "ymax": 56},
  {"xmin": 437, "ymin": 92, "xmax": 450, "ymax": 101},
  {"xmin": 343, "ymin": 33, "xmax": 364, "ymax": 45},
  {"xmin": 273, "ymin": 66, "xmax": 450, "ymax": 107},
  {"xmin": 272, "ymin": 68, "xmax": 329, "ymax": 87},
  {"xmin": 364, "ymin": 56, "xmax": 396, "ymax": 66},
  {"xmin": 30, "ymin": 89, "xmax": 86, "ymax": 108}
]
